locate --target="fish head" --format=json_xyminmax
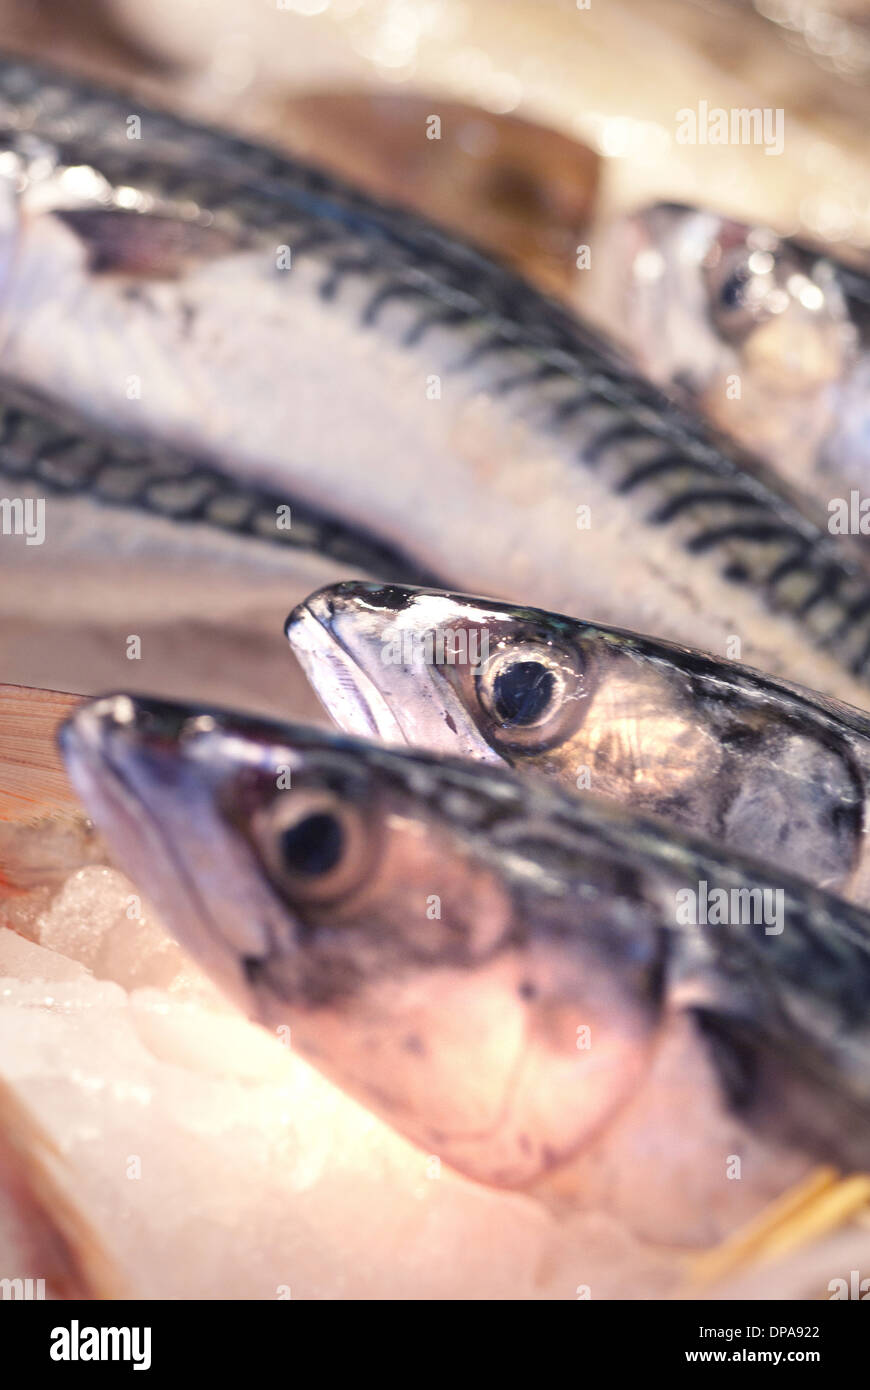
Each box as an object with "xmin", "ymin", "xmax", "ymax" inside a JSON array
[
  {"xmin": 605, "ymin": 202, "xmax": 854, "ymax": 403},
  {"xmin": 286, "ymin": 582, "xmax": 595, "ymax": 766},
  {"xmin": 286, "ymin": 583, "xmax": 725, "ymax": 807},
  {"xmin": 59, "ymin": 694, "xmax": 666, "ymax": 1187},
  {"xmin": 286, "ymin": 581, "xmax": 510, "ymax": 761}
]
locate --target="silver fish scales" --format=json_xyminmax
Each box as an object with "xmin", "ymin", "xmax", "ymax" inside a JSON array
[{"xmin": 1, "ymin": 57, "xmax": 870, "ymax": 707}]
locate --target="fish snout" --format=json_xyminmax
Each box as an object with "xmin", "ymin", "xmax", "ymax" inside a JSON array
[
  {"xmin": 285, "ymin": 587, "xmax": 407, "ymax": 743},
  {"xmin": 58, "ymin": 694, "xmax": 275, "ymax": 1017},
  {"xmin": 59, "ymin": 692, "xmax": 194, "ymax": 759}
]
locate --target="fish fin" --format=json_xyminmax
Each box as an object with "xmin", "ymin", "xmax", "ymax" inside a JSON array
[
  {"xmin": 55, "ymin": 209, "xmax": 245, "ymax": 278},
  {"xmin": 690, "ymin": 1005, "xmax": 870, "ymax": 1172}
]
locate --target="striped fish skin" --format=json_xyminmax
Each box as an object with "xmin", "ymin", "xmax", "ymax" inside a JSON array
[
  {"xmin": 589, "ymin": 202, "xmax": 870, "ymax": 510},
  {"xmin": 0, "ymin": 385, "xmax": 440, "ymax": 718},
  {"xmin": 59, "ymin": 694, "xmax": 870, "ymax": 1246},
  {"xmin": 287, "ymin": 581, "xmax": 870, "ymax": 907},
  {"xmin": 4, "ymin": 60, "xmax": 870, "ymax": 707}
]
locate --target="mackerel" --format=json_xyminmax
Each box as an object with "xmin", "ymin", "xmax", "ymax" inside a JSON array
[
  {"xmin": 60, "ymin": 694, "xmax": 870, "ymax": 1248},
  {"xmin": 0, "ymin": 384, "xmax": 438, "ymax": 716},
  {"xmin": 587, "ymin": 202, "xmax": 870, "ymax": 515},
  {"xmin": 3, "ymin": 59, "xmax": 870, "ymax": 705},
  {"xmin": 287, "ymin": 581, "xmax": 870, "ymax": 906}
]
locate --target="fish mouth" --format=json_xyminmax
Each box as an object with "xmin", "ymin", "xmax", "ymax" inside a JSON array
[
  {"xmin": 285, "ymin": 591, "xmax": 407, "ymax": 744},
  {"xmin": 58, "ymin": 694, "xmax": 266, "ymax": 1017},
  {"xmin": 287, "ymin": 582, "xmax": 507, "ymax": 762}
]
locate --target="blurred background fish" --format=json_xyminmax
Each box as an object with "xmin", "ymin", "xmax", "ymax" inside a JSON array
[
  {"xmin": 2, "ymin": 0, "xmax": 870, "ymax": 255},
  {"xmin": 584, "ymin": 202, "xmax": 870, "ymax": 518}
]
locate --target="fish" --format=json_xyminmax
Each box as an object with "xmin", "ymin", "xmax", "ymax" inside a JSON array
[
  {"xmin": 286, "ymin": 581, "xmax": 870, "ymax": 906},
  {"xmin": 59, "ymin": 693, "xmax": 870, "ymax": 1248},
  {"xmin": 0, "ymin": 382, "xmax": 440, "ymax": 716},
  {"xmin": 586, "ymin": 201, "xmax": 870, "ymax": 518},
  {"xmin": 5, "ymin": 59, "xmax": 870, "ymax": 708}
]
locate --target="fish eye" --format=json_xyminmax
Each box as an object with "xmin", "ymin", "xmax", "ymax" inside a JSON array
[
  {"xmin": 279, "ymin": 811, "xmax": 344, "ymax": 877},
  {"xmin": 252, "ymin": 792, "xmax": 369, "ymax": 904},
  {"xmin": 476, "ymin": 641, "xmax": 585, "ymax": 750},
  {"xmin": 491, "ymin": 660, "xmax": 555, "ymax": 726},
  {"xmin": 706, "ymin": 249, "xmax": 774, "ymax": 340},
  {"xmin": 718, "ymin": 269, "xmax": 748, "ymax": 311}
]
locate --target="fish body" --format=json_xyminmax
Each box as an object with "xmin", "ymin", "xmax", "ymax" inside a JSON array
[
  {"xmin": 0, "ymin": 384, "xmax": 439, "ymax": 715},
  {"xmin": 4, "ymin": 60, "xmax": 870, "ymax": 706},
  {"xmin": 59, "ymin": 694, "xmax": 870, "ymax": 1246},
  {"xmin": 287, "ymin": 581, "xmax": 870, "ymax": 907},
  {"xmin": 587, "ymin": 202, "xmax": 870, "ymax": 513}
]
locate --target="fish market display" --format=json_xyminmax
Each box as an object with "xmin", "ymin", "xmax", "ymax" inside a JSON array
[
  {"xmin": 3, "ymin": 57, "xmax": 870, "ymax": 708},
  {"xmin": 287, "ymin": 581, "xmax": 870, "ymax": 905},
  {"xmin": 587, "ymin": 202, "xmax": 870, "ymax": 517},
  {"xmin": 3, "ymin": 0, "xmax": 870, "ymax": 1311},
  {"xmin": 60, "ymin": 693, "xmax": 870, "ymax": 1251}
]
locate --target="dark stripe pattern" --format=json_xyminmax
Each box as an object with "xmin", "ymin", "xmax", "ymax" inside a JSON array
[{"xmin": 3, "ymin": 55, "xmax": 870, "ymax": 673}]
